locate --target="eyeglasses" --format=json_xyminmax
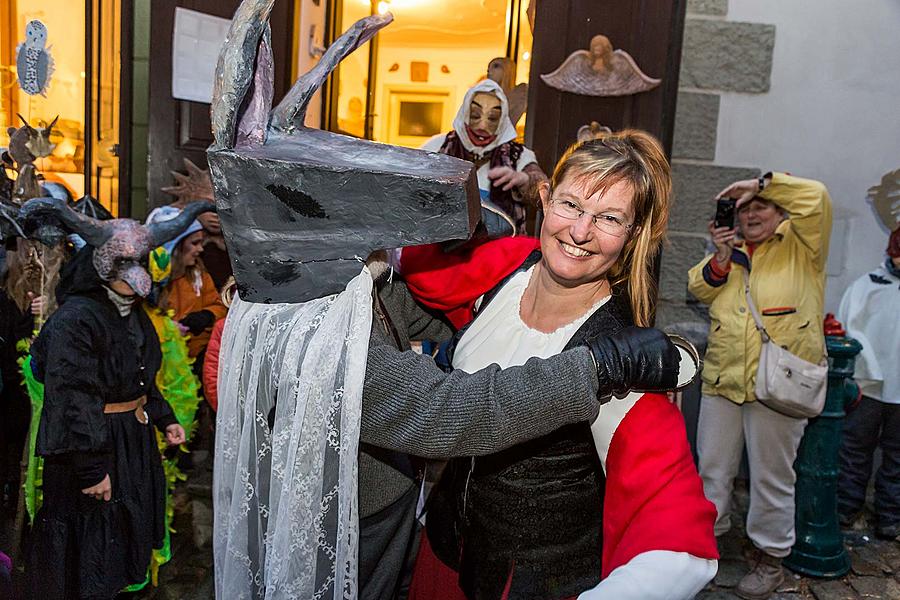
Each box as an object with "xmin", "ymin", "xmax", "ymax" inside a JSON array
[{"xmin": 550, "ymin": 198, "xmax": 633, "ymax": 238}]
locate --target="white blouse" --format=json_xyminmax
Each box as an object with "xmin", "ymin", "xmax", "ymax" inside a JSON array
[
  {"xmin": 453, "ymin": 266, "xmax": 609, "ymax": 373},
  {"xmin": 451, "ymin": 266, "xmax": 717, "ymax": 599}
]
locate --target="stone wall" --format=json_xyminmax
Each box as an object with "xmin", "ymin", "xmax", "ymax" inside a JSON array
[{"xmin": 657, "ymin": 0, "xmax": 774, "ymax": 331}]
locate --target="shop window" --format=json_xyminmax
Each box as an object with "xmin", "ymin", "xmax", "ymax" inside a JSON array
[
  {"xmin": 1, "ymin": 1, "xmax": 87, "ymax": 200},
  {"xmin": 328, "ymin": 0, "xmax": 533, "ymax": 148}
]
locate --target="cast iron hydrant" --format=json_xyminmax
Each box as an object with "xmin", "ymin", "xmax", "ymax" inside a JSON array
[{"xmin": 784, "ymin": 315, "xmax": 862, "ymax": 578}]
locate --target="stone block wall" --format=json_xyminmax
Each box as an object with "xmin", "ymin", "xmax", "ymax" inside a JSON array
[{"xmin": 658, "ymin": 0, "xmax": 773, "ymax": 332}]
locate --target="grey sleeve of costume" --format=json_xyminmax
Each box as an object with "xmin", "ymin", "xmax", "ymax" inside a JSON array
[{"xmin": 361, "ymin": 322, "xmax": 600, "ymax": 459}]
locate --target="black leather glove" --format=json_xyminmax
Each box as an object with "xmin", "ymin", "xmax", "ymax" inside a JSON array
[
  {"xmin": 180, "ymin": 310, "xmax": 215, "ymax": 335},
  {"xmin": 586, "ymin": 327, "xmax": 680, "ymax": 398}
]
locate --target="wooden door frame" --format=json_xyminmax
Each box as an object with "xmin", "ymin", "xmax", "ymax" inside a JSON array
[{"xmin": 84, "ymin": 0, "xmax": 133, "ymax": 217}]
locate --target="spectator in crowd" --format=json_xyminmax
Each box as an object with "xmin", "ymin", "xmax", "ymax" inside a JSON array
[
  {"xmin": 146, "ymin": 206, "xmax": 228, "ymax": 364},
  {"xmin": 421, "ymin": 79, "xmax": 547, "ymax": 234},
  {"xmin": 202, "ymin": 276, "xmax": 236, "ymax": 412},
  {"xmin": 836, "ymin": 226, "xmax": 900, "ymax": 540},
  {"xmin": 688, "ymin": 173, "xmax": 832, "ymax": 600},
  {"xmin": 0, "ymin": 237, "xmax": 64, "ymax": 512}
]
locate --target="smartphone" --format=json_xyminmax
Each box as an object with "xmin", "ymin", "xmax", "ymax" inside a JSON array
[{"xmin": 714, "ymin": 198, "xmax": 736, "ymax": 229}]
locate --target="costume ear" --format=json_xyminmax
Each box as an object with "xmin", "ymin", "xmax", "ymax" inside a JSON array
[
  {"xmin": 210, "ymin": 0, "xmax": 276, "ymax": 150},
  {"xmin": 270, "ymin": 13, "xmax": 391, "ymax": 132}
]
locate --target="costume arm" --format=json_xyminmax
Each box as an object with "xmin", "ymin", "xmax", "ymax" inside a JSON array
[
  {"xmin": 585, "ymin": 393, "xmax": 718, "ymax": 596},
  {"xmin": 759, "ymin": 173, "xmax": 833, "ymax": 269},
  {"xmin": 578, "ymin": 551, "xmax": 717, "ymax": 600},
  {"xmin": 361, "ymin": 325, "xmax": 600, "ymax": 458}
]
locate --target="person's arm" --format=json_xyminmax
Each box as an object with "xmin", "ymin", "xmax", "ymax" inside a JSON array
[
  {"xmin": 687, "ymin": 254, "xmax": 728, "ymax": 305},
  {"xmin": 361, "ymin": 323, "xmax": 600, "ymax": 458},
  {"xmin": 758, "ymin": 172, "xmax": 832, "ymax": 268},
  {"xmin": 39, "ymin": 313, "xmax": 111, "ymax": 487},
  {"xmin": 377, "ymin": 278, "xmax": 453, "ymax": 343},
  {"xmin": 203, "ymin": 319, "xmax": 225, "ymax": 411},
  {"xmin": 361, "ymin": 323, "xmax": 679, "ymax": 458},
  {"xmin": 580, "ymin": 393, "xmax": 718, "ymax": 599},
  {"xmin": 179, "ymin": 272, "xmax": 228, "ymax": 335}
]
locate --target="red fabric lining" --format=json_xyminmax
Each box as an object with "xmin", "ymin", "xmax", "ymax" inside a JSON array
[
  {"xmin": 601, "ymin": 394, "xmax": 719, "ymax": 578},
  {"xmin": 401, "ymin": 238, "xmax": 540, "ymax": 329}
]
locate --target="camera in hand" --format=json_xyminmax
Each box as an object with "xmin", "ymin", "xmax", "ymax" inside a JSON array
[{"xmin": 714, "ymin": 197, "xmax": 736, "ymax": 229}]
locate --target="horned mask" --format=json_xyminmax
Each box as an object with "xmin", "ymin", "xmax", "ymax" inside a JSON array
[{"xmin": 19, "ymin": 197, "xmax": 214, "ymax": 296}]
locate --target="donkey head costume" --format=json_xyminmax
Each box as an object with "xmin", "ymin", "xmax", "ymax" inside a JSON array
[{"xmin": 209, "ymin": 3, "xmax": 479, "ymax": 599}]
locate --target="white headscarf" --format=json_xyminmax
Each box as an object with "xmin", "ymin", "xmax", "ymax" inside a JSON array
[{"xmin": 452, "ymin": 79, "xmax": 518, "ymax": 158}]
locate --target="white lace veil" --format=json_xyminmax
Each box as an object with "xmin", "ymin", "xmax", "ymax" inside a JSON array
[{"xmin": 213, "ymin": 268, "xmax": 373, "ymax": 599}]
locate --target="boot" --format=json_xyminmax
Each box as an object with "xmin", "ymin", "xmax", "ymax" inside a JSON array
[{"xmin": 735, "ymin": 552, "xmax": 784, "ymax": 600}]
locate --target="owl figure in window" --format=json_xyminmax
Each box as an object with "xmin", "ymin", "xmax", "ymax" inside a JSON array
[{"xmin": 16, "ymin": 20, "xmax": 55, "ymax": 97}]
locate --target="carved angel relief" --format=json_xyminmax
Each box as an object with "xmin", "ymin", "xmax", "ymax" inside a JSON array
[
  {"xmin": 868, "ymin": 167, "xmax": 900, "ymax": 232},
  {"xmin": 541, "ymin": 35, "xmax": 661, "ymax": 97}
]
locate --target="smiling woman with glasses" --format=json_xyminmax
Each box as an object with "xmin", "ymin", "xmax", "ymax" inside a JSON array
[{"xmin": 418, "ymin": 129, "xmax": 718, "ymax": 600}]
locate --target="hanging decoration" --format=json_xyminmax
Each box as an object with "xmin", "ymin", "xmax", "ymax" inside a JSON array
[
  {"xmin": 541, "ymin": 34, "xmax": 660, "ymax": 97},
  {"xmin": 16, "ymin": 20, "xmax": 54, "ymax": 97}
]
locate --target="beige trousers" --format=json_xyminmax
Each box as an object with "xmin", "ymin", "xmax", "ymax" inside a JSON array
[{"xmin": 697, "ymin": 394, "xmax": 808, "ymax": 558}]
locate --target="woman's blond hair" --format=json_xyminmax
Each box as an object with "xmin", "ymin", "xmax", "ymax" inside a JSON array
[{"xmin": 549, "ymin": 128, "xmax": 671, "ymax": 327}]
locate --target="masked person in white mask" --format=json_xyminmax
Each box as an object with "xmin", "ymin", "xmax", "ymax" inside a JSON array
[{"xmin": 422, "ymin": 79, "xmax": 547, "ymax": 234}]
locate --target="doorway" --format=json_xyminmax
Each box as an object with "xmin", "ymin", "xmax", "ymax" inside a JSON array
[{"xmin": 326, "ymin": 0, "xmax": 532, "ymax": 148}]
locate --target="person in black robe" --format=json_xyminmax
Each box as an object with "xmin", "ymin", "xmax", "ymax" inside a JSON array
[{"xmin": 26, "ymin": 245, "xmax": 187, "ymax": 599}]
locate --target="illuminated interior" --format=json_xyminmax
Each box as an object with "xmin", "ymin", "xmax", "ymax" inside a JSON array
[
  {"xmin": 333, "ymin": 0, "xmax": 533, "ymax": 148},
  {"xmin": 1, "ymin": 0, "xmax": 86, "ymax": 198}
]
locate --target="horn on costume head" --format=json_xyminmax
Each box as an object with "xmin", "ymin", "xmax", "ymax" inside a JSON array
[
  {"xmin": 145, "ymin": 200, "xmax": 216, "ymax": 249},
  {"xmin": 210, "ymin": 0, "xmax": 277, "ymax": 150},
  {"xmin": 19, "ymin": 196, "xmax": 110, "ymax": 247}
]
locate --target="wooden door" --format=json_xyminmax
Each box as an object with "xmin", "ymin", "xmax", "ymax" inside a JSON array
[
  {"xmin": 526, "ymin": 0, "xmax": 687, "ymax": 167},
  {"xmin": 147, "ymin": 0, "xmax": 295, "ymax": 209},
  {"xmin": 87, "ymin": 0, "xmax": 126, "ymax": 216}
]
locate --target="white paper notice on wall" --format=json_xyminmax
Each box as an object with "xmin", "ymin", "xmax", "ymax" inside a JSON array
[{"xmin": 171, "ymin": 7, "xmax": 231, "ymax": 104}]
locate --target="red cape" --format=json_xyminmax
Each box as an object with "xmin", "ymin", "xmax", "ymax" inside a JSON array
[{"xmin": 401, "ymin": 237, "xmax": 540, "ymax": 329}]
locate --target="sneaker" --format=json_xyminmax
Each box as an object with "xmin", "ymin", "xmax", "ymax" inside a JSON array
[{"xmin": 735, "ymin": 552, "xmax": 784, "ymax": 600}]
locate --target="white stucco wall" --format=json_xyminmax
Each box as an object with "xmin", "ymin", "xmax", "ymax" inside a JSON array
[{"xmin": 714, "ymin": 0, "xmax": 900, "ymax": 312}]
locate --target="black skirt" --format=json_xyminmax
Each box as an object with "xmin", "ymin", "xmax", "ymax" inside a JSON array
[{"xmin": 27, "ymin": 411, "xmax": 167, "ymax": 599}]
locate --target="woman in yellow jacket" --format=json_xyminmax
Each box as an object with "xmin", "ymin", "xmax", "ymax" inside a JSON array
[{"xmin": 687, "ymin": 172, "xmax": 832, "ymax": 600}]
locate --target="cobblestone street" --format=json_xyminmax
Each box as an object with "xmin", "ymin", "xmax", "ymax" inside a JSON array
[
  {"xmin": 121, "ymin": 471, "xmax": 900, "ymax": 600},
  {"xmin": 699, "ymin": 482, "xmax": 900, "ymax": 600}
]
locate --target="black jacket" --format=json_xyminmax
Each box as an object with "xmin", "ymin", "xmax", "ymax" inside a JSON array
[
  {"xmin": 429, "ymin": 250, "xmax": 634, "ymax": 599},
  {"xmin": 30, "ymin": 248, "xmax": 176, "ymax": 482}
]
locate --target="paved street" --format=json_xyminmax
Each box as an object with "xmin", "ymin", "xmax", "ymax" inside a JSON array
[
  {"xmin": 699, "ymin": 481, "xmax": 900, "ymax": 600},
  {"xmin": 124, "ymin": 472, "xmax": 900, "ymax": 600}
]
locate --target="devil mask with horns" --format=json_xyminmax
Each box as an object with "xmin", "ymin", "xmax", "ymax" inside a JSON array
[{"xmin": 18, "ymin": 197, "xmax": 214, "ymax": 297}]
